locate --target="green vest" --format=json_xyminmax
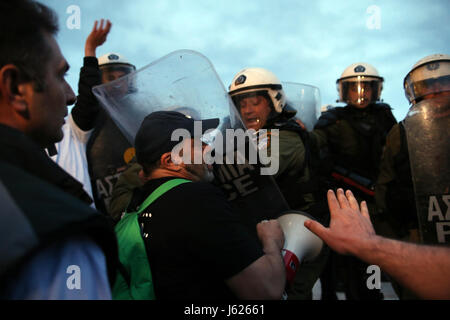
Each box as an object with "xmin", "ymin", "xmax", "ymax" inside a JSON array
[{"xmin": 112, "ymin": 178, "xmax": 191, "ymax": 300}]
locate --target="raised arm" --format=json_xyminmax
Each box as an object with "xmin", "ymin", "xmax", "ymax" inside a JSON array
[
  {"xmin": 84, "ymin": 19, "xmax": 112, "ymax": 57},
  {"xmin": 71, "ymin": 19, "xmax": 112, "ymax": 131}
]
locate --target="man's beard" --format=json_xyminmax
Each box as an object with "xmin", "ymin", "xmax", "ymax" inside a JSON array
[
  {"xmin": 202, "ymin": 168, "xmax": 215, "ymax": 182},
  {"xmin": 184, "ymin": 163, "xmax": 215, "ymax": 182}
]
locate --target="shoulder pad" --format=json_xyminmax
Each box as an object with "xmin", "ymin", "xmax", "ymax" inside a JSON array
[
  {"xmin": 314, "ymin": 107, "xmax": 345, "ymax": 129},
  {"xmin": 276, "ymin": 119, "xmax": 304, "ymax": 132}
]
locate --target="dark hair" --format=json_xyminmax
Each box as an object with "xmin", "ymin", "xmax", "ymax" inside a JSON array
[
  {"xmin": 0, "ymin": 0, "xmax": 59, "ymax": 92},
  {"xmin": 140, "ymin": 159, "xmax": 161, "ymax": 176}
]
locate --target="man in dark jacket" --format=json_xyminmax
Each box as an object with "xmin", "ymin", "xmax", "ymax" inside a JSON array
[{"xmin": 0, "ymin": 0, "xmax": 117, "ymax": 299}]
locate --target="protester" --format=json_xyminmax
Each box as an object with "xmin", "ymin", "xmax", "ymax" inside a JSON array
[
  {"xmin": 115, "ymin": 111, "xmax": 286, "ymax": 299},
  {"xmin": 0, "ymin": 0, "xmax": 117, "ymax": 299}
]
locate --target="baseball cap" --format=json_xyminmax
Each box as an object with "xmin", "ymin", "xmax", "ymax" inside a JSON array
[{"xmin": 135, "ymin": 111, "xmax": 219, "ymax": 165}]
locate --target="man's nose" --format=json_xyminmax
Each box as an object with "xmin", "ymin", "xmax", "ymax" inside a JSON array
[
  {"xmin": 66, "ymin": 82, "xmax": 77, "ymax": 106},
  {"xmin": 241, "ymin": 104, "xmax": 253, "ymax": 114}
]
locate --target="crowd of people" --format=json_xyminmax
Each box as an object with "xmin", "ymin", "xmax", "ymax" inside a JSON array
[{"xmin": 0, "ymin": 0, "xmax": 449, "ymax": 300}]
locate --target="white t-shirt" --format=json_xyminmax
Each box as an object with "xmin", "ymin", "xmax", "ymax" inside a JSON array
[{"xmin": 50, "ymin": 114, "xmax": 95, "ymax": 208}]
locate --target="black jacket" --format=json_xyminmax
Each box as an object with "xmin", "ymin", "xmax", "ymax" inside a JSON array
[{"xmin": 0, "ymin": 125, "xmax": 118, "ymax": 286}]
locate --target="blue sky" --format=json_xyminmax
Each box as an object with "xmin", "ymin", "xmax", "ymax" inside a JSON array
[{"xmin": 42, "ymin": 0, "xmax": 450, "ymax": 121}]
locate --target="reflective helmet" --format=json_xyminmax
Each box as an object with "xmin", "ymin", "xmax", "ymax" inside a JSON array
[
  {"xmin": 336, "ymin": 62, "xmax": 384, "ymax": 107},
  {"xmin": 404, "ymin": 54, "xmax": 450, "ymax": 105},
  {"xmin": 98, "ymin": 52, "xmax": 136, "ymax": 83},
  {"xmin": 228, "ymin": 67, "xmax": 287, "ymax": 114}
]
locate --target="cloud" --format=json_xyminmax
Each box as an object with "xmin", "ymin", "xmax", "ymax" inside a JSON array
[{"xmin": 43, "ymin": 0, "xmax": 450, "ymax": 121}]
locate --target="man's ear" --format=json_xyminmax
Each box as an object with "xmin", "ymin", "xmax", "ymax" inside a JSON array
[
  {"xmin": 0, "ymin": 64, "xmax": 31, "ymax": 114},
  {"xmin": 160, "ymin": 152, "xmax": 182, "ymax": 171}
]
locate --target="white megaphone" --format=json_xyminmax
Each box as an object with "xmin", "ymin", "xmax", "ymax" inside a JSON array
[{"xmin": 277, "ymin": 211, "xmax": 323, "ymax": 285}]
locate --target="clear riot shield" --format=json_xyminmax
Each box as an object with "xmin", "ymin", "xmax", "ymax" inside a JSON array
[
  {"xmin": 403, "ymin": 95, "xmax": 450, "ymax": 245},
  {"xmin": 92, "ymin": 50, "xmax": 289, "ymax": 230},
  {"xmin": 282, "ymin": 81, "xmax": 321, "ymax": 131}
]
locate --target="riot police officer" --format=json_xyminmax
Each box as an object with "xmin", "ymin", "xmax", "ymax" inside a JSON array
[
  {"xmin": 309, "ymin": 62, "xmax": 397, "ymax": 300},
  {"xmin": 86, "ymin": 52, "xmax": 137, "ymax": 215},
  {"xmin": 375, "ymin": 54, "xmax": 450, "ymax": 299},
  {"xmin": 228, "ymin": 68, "xmax": 326, "ymax": 218},
  {"xmin": 228, "ymin": 67, "xmax": 329, "ymax": 300}
]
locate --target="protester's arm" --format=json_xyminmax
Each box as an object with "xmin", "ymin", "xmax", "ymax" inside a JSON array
[
  {"xmin": 304, "ymin": 189, "xmax": 450, "ymax": 299},
  {"xmin": 71, "ymin": 19, "xmax": 111, "ymax": 131},
  {"xmin": 84, "ymin": 19, "xmax": 111, "ymax": 58},
  {"xmin": 225, "ymin": 220, "xmax": 286, "ymax": 300}
]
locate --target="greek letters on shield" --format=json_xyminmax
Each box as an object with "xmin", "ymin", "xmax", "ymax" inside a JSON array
[{"xmin": 422, "ymin": 194, "xmax": 450, "ymax": 244}]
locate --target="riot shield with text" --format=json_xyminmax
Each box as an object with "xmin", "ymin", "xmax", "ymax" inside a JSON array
[
  {"xmin": 92, "ymin": 50, "xmax": 290, "ymax": 230},
  {"xmin": 282, "ymin": 81, "xmax": 321, "ymax": 131},
  {"xmin": 214, "ymin": 98, "xmax": 291, "ymax": 230},
  {"xmin": 403, "ymin": 95, "xmax": 450, "ymax": 245}
]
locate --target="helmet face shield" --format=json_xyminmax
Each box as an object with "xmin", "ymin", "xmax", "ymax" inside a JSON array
[
  {"xmin": 100, "ymin": 64, "xmax": 136, "ymax": 83},
  {"xmin": 229, "ymin": 68, "xmax": 286, "ymax": 114},
  {"xmin": 404, "ymin": 60, "xmax": 450, "ymax": 104},
  {"xmin": 230, "ymin": 90, "xmax": 275, "ymax": 130},
  {"xmin": 230, "ymin": 90, "xmax": 273, "ymax": 111},
  {"xmin": 336, "ymin": 63, "xmax": 383, "ymax": 107},
  {"xmin": 337, "ymin": 76, "xmax": 383, "ymax": 107}
]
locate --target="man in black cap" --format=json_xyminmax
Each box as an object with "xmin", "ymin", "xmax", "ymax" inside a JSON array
[{"xmin": 117, "ymin": 111, "xmax": 286, "ymax": 300}]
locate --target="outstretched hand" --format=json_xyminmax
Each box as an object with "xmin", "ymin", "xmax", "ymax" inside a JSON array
[
  {"xmin": 85, "ymin": 19, "xmax": 112, "ymax": 57},
  {"xmin": 304, "ymin": 189, "xmax": 377, "ymax": 255}
]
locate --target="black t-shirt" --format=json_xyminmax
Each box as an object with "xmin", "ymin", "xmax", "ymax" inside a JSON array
[{"xmin": 128, "ymin": 177, "xmax": 264, "ymax": 300}]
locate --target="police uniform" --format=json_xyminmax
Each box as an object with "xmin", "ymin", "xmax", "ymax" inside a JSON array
[
  {"xmin": 375, "ymin": 122, "xmax": 419, "ymax": 240},
  {"xmin": 108, "ymin": 159, "xmax": 143, "ymax": 221},
  {"xmin": 85, "ymin": 53, "xmax": 136, "ymax": 216},
  {"xmin": 87, "ymin": 111, "xmax": 135, "ymax": 215},
  {"xmin": 375, "ymin": 122, "xmax": 421, "ymax": 299},
  {"xmin": 228, "ymin": 67, "xmax": 329, "ymax": 300},
  {"xmin": 310, "ymin": 102, "xmax": 397, "ymax": 300}
]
